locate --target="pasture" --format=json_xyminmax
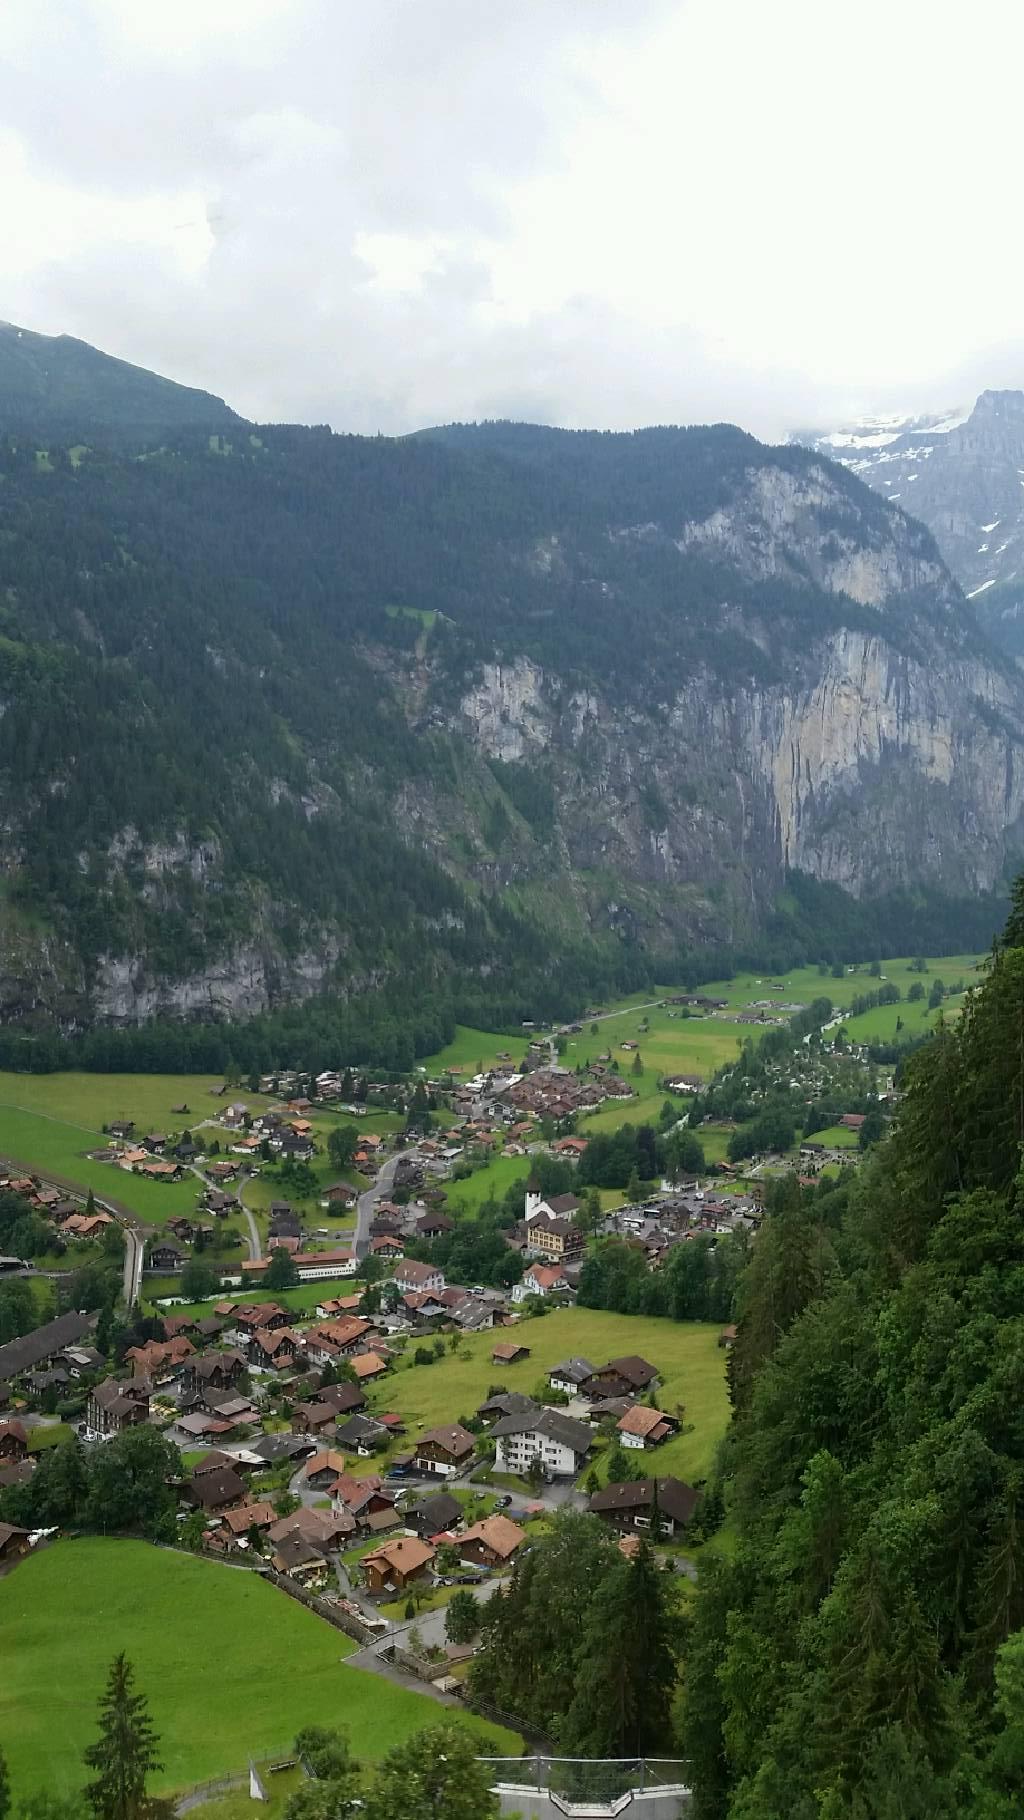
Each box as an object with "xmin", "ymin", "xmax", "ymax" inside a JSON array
[
  {"xmin": 366, "ymin": 1305, "xmax": 730, "ymax": 1486},
  {"xmin": 0, "ymin": 1539, "xmax": 518, "ymax": 1800}
]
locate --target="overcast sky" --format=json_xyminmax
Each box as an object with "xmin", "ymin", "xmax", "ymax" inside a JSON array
[{"xmin": 4, "ymin": 0, "xmax": 1023, "ymax": 439}]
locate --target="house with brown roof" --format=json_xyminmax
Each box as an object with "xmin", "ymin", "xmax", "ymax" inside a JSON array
[
  {"xmin": 588, "ymin": 1475, "xmax": 699, "ymax": 1536},
  {"xmin": 304, "ymin": 1449, "xmax": 348, "ymax": 1489},
  {"xmin": 248, "ymin": 1328, "xmax": 301, "ymax": 1370},
  {"xmin": 491, "ymin": 1341, "xmax": 530, "ymax": 1366},
  {"xmin": 458, "ymin": 1514, "xmax": 526, "ymax": 1568},
  {"xmin": 362, "ymin": 1535, "xmax": 436, "ymax": 1593},
  {"xmin": 87, "ymin": 1379, "xmax": 150, "ymax": 1439},
  {"xmin": 581, "ymin": 1356, "xmax": 659, "ymax": 1400},
  {"xmin": 221, "ymin": 1501, "xmax": 278, "ymax": 1538},
  {"xmin": 617, "ymin": 1404, "xmax": 679, "ymax": 1450},
  {"xmin": 0, "ymin": 1420, "xmax": 29, "ymax": 1462},
  {"xmin": 0, "ymin": 1522, "xmax": 31, "ymax": 1567},
  {"xmin": 512, "ymin": 1262, "xmax": 570, "ymax": 1304},
  {"xmin": 293, "ymin": 1401, "xmax": 340, "ymax": 1436},
  {"xmin": 186, "ymin": 1466, "xmax": 247, "ymax": 1512},
  {"xmin": 412, "ymin": 1423, "xmax": 476, "ymax": 1478}
]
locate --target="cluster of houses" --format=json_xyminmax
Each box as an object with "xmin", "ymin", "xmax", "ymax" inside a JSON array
[{"xmin": 0, "ymin": 1171, "xmax": 115, "ymax": 1248}]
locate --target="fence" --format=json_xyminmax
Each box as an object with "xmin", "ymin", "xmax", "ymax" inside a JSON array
[{"xmin": 479, "ymin": 1758, "xmax": 691, "ymax": 1805}]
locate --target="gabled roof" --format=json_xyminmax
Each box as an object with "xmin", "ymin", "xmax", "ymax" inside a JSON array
[
  {"xmin": 0, "ymin": 1311, "xmax": 93, "ymax": 1384},
  {"xmin": 588, "ymin": 1475, "xmax": 699, "ymax": 1526},
  {"xmin": 415, "ymin": 1423, "xmax": 475, "ymax": 1459},
  {"xmin": 363, "ymin": 1535, "xmax": 435, "ymax": 1576},
  {"xmin": 550, "ymin": 1357, "xmax": 595, "ymax": 1383},
  {"xmin": 490, "ymin": 1404, "xmax": 592, "ymax": 1454},
  {"xmin": 617, "ymin": 1404, "xmax": 672, "ymax": 1438},
  {"xmin": 459, "ymin": 1514, "xmax": 526, "ymax": 1559}
]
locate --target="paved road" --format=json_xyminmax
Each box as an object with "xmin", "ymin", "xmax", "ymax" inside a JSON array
[
  {"xmin": 354, "ymin": 1150, "xmax": 403, "ymax": 1260},
  {"xmin": 122, "ymin": 1226, "xmax": 145, "ymax": 1305}
]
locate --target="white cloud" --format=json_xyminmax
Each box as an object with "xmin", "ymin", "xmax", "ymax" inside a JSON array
[{"xmin": 1, "ymin": 0, "xmax": 1023, "ymax": 436}]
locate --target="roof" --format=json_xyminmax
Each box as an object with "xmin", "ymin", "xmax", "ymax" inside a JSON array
[
  {"xmin": 589, "ymin": 1476, "xmax": 700, "ymax": 1526},
  {"xmin": 306, "ymin": 1449, "xmax": 348, "ymax": 1478},
  {"xmin": 221, "ymin": 1501, "xmax": 278, "ymax": 1535},
  {"xmin": 190, "ymin": 1467, "xmax": 246, "ymax": 1509},
  {"xmin": 412, "ymin": 1491, "xmax": 463, "ymax": 1529},
  {"xmin": 350, "ymin": 1352, "xmax": 388, "ymax": 1380},
  {"xmin": 459, "ymin": 1514, "xmax": 526, "ymax": 1559},
  {"xmin": 491, "ymin": 1342, "xmax": 528, "ymax": 1361},
  {"xmin": 0, "ymin": 1522, "xmax": 29, "ymax": 1551},
  {"xmin": 524, "ymin": 1264, "xmax": 565, "ymax": 1290},
  {"xmin": 592, "ymin": 1355, "xmax": 658, "ymax": 1389},
  {"xmin": 363, "ymin": 1535, "xmax": 435, "ymax": 1576},
  {"xmin": 415, "ymin": 1423, "xmax": 475, "ymax": 1459},
  {"xmin": 547, "ymin": 1194, "xmax": 580, "ymax": 1215},
  {"xmin": 491, "ymin": 1404, "xmax": 592, "ymax": 1454},
  {"xmin": 550, "ymin": 1357, "xmax": 595, "ymax": 1383},
  {"xmin": 0, "ymin": 1311, "xmax": 93, "ymax": 1385},
  {"xmin": 395, "ymin": 1259, "xmax": 442, "ymax": 1286},
  {"xmin": 618, "ymin": 1404, "xmax": 672, "ymax": 1438}
]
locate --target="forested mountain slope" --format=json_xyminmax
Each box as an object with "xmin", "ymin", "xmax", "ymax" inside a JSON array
[
  {"xmin": 0, "ymin": 353, "xmax": 1021, "ymax": 1033},
  {"xmin": 0, "ymin": 320, "xmax": 237, "ymax": 436},
  {"xmin": 685, "ymin": 893, "xmax": 1024, "ymax": 1818}
]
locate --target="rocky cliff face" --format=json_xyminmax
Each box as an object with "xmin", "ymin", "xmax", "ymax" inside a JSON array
[
  {"xmin": 2, "ymin": 399, "xmax": 1022, "ymax": 1027},
  {"xmin": 796, "ymin": 391, "xmax": 1024, "ymax": 602}
]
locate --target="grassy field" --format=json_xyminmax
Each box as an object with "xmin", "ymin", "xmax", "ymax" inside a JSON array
[
  {"xmin": 0, "ymin": 1540, "xmax": 518, "ymax": 1800},
  {"xmin": 141, "ymin": 1278, "xmax": 363, "ymax": 1319},
  {"xmin": 419, "ymin": 1024, "xmax": 526, "ymax": 1077},
  {"xmin": 0, "ymin": 1104, "xmax": 202, "ymax": 1221},
  {"xmin": 0, "ymin": 1071, "xmax": 401, "ymax": 1230},
  {"xmin": 805, "ymin": 1124, "xmax": 860, "ymax": 1150},
  {"xmin": 445, "ymin": 1152, "xmax": 532, "ymax": 1216},
  {"xmin": 366, "ymin": 1306, "xmax": 729, "ymax": 1485}
]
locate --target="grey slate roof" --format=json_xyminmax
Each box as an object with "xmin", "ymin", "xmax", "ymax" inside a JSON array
[
  {"xmin": 0, "ymin": 1312, "xmax": 93, "ymax": 1386},
  {"xmin": 490, "ymin": 1403, "xmax": 593, "ymax": 1454}
]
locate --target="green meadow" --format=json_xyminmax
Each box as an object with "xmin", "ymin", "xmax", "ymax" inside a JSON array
[
  {"xmin": 0, "ymin": 1539, "xmax": 518, "ymax": 1800},
  {"xmin": 365, "ymin": 1305, "xmax": 729, "ymax": 1486}
]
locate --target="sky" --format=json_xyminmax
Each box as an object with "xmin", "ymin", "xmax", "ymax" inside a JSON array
[{"xmin": 4, "ymin": 0, "xmax": 1024, "ymax": 440}]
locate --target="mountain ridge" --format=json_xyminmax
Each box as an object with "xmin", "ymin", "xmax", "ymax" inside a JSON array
[{"xmin": 0, "ymin": 332, "xmax": 1019, "ymax": 1030}]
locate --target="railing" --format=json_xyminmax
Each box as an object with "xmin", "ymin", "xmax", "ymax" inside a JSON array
[{"xmin": 479, "ymin": 1757, "xmax": 691, "ymax": 1805}]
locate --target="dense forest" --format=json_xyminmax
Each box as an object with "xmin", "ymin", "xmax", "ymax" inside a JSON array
[{"xmin": 682, "ymin": 883, "xmax": 1024, "ymax": 1817}]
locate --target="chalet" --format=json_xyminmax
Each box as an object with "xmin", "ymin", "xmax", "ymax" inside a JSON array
[
  {"xmin": 350, "ymin": 1351, "xmax": 388, "ymax": 1382},
  {"xmin": 60, "ymin": 1212, "xmax": 114, "ymax": 1241},
  {"xmin": 146, "ymin": 1242, "xmax": 186, "ymax": 1273},
  {"xmin": 491, "ymin": 1341, "xmax": 530, "ymax": 1366},
  {"xmin": 231, "ymin": 1304, "xmax": 290, "ymax": 1338},
  {"xmin": 86, "ymin": 1379, "xmax": 150, "ymax": 1439},
  {"xmin": 549, "ymin": 1357, "xmax": 595, "ymax": 1395},
  {"xmin": 581, "ymin": 1356, "xmax": 659, "ymax": 1400},
  {"xmin": 477, "ymin": 1391, "xmax": 536, "ymax": 1423},
  {"xmin": 840, "ymin": 1112, "xmax": 866, "ymax": 1132},
  {"xmin": 589, "ymin": 1476, "xmax": 700, "ymax": 1536},
  {"xmin": 459, "ymin": 1514, "xmax": 526, "ymax": 1568},
  {"xmin": 416, "ymin": 1212, "xmax": 453, "ymax": 1240},
  {"xmin": 248, "ymin": 1328, "xmax": 301, "ymax": 1370},
  {"xmin": 302, "ymin": 1316, "xmax": 374, "ymax": 1366},
  {"xmin": 314, "ymin": 1380, "xmax": 367, "ymax": 1417},
  {"xmin": 409, "ymin": 1491, "xmax": 463, "ymax": 1539},
  {"xmin": 394, "ymin": 1259, "xmax": 446, "ymax": 1294},
  {"xmin": 252, "ymin": 1432, "xmax": 318, "ymax": 1467},
  {"xmin": 316, "ymin": 1295, "xmax": 363, "ymax": 1319},
  {"xmin": 268, "ymin": 1507, "xmax": 351, "ymax": 1557},
  {"xmin": 491, "ymin": 1405, "xmax": 592, "ymax": 1479},
  {"xmin": 329, "ymin": 1474, "xmax": 395, "ymax": 1528},
  {"xmin": 402, "ymin": 1291, "xmax": 450, "ymax": 1323},
  {"xmin": 220, "ymin": 1501, "xmax": 277, "ymax": 1539},
  {"xmin": 370, "ymin": 1235, "xmax": 404, "ymax": 1260},
  {"xmin": 108, "ymin": 1121, "xmax": 135, "ymax": 1140},
  {"xmin": 321, "ymin": 1183, "xmax": 358, "ymax": 1209},
  {"xmin": 512, "ymin": 1262, "xmax": 570, "ymax": 1304},
  {"xmin": 293, "ymin": 1401, "xmax": 341, "ymax": 1436},
  {"xmin": 362, "ymin": 1535, "xmax": 435, "ymax": 1593},
  {"xmin": 183, "ymin": 1352, "xmax": 247, "ymax": 1394},
  {"xmin": 412, "ymin": 1422, "xmax": 476, "ymax": 1478},
  {"xmin": 335, "ymin": 1413, "xmax": 389, "ymax": 1455},
  {"xmin": 0, "ymin": 1421, "xmax": 29, "ymax": 1462},
  {"xmin": 125, "ymin": 1336, "xmax": 194, "ymax": 1379},
  {"xmin": 186, "ymin": 1465, "xmax": 247, "ymax": 1512},
  {"xmin": 304, "ymin": 1449, "xmax": 349, "ymax": 1490},
  {"xmin": 617, "ymin": 1404, "xmax": 679, "ymax": 1450},
  {"xmin": 552, "ymin": 1136, "xmax": 588, "ymax": 1156},
  {"xmin": 0, "ymin": 1522, "xmax": 31, "ymax": 1567}
]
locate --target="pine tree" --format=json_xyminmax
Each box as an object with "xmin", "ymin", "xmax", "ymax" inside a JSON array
[{"xmin": 83, "ymin": 1653, "xmax": 162, "ymax": 1820}]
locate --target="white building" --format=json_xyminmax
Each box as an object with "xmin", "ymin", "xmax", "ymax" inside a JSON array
[{"xmin": 490, "ymin": 1404, "xmax": 592, "ymax": 1479}]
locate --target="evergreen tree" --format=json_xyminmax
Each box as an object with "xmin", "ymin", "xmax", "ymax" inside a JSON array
[{"xmin": 83, "ymin": 1654, "xmax": 162, "ymax": 1820}]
